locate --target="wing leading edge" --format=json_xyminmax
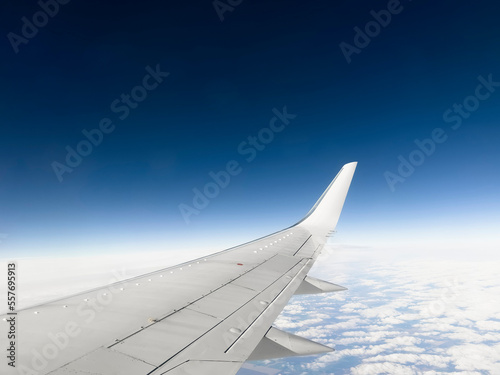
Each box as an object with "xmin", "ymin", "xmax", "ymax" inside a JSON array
[{"xmin": 0, "ymin": 162, "xmax": 357, "ymax": 375}]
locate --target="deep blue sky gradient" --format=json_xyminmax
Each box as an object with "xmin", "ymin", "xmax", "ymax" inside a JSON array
[{"xmin": 1, "ymin": 0, "xmax": 499, "ymax": 257}]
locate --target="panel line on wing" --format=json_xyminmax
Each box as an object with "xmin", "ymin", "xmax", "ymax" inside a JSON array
[
  {"xmin": 147, "ymin": 258, "xmax": 306, "ymax": 373},
  {"xmin": 107, "ymin": 254, "xmax": 280, "ymax": 349},
  {"xmin": 224, "ymin": 259, "xmax": 310, "ymax": 353},
  {"xmin": 293, "ymin": 234, "xmax": 312, "ymax": 256}
]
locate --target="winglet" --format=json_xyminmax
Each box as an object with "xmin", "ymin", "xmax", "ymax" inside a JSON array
[{"xmin": 297, "ymin": 162, "xmax": 357, "ymax": 237}]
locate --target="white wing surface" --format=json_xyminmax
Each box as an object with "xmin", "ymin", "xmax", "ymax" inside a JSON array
[{"xmin": 1, "ymin": 162, "xmax": 357, "ymax": 375}]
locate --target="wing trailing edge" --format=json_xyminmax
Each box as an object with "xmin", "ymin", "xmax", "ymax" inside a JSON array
[
  {"xmin": 248, "ymin": 327, "xmax": 333, "ymax": 361},
  {"xmin": 294, "ymin": 275, "xmax": 347, "ymax": 295}
]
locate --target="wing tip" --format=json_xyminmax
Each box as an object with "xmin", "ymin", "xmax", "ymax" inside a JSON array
[
  {"xmin": 297, "ymin": 161, "xmax": 357, "ymax": 235},
  {"xmin": 343, "ymin": 161, "xmax": 358, "ymax": 168}
]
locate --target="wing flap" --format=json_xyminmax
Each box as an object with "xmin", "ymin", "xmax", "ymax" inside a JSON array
[
  {"xmin": 161, "ymin": 360, "xmax": 243, "ymax": 374},
  {"xmin": 295, "ymin": 275, "xmax": 347, "ymax": 295},
  {"xmin": 109, "ymin": 308, "xmax": 220, "ymax": 367},
  {"xmin": 248, "ymin": 327, "xmax": 333, "ymax": 361},
  {"xmin": 49, "ymin": 348, "xmax": 155, "ymax": 374}
]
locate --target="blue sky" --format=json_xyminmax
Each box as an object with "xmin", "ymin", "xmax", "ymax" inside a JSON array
[{"xmin": 0, "ymin": 0, "xmax": 499, "ymax": 258}]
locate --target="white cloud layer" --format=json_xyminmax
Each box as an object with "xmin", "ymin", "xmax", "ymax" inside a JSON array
[{"xmin": 257, "ymin": 253, "xmax": 500, "ymax": 374}]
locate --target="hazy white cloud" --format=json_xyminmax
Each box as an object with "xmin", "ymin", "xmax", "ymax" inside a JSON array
[
  {"xmin": 351, "ymin": 361, "xmax": 416, "ymax": 375},
  {"xmin": 274, "ymin": 316, "xmax": 328, "ymax": 330},
  {"xmin": 365, "ymin": 353, "xmax": 450, "ymax": 368},
  {"xmin": 447, "ymin": 343, "xmax": 500, "ymax": 373},
  {"xmin": 475, "ymin": 320, "xmax": 500, "ymax": 331}
]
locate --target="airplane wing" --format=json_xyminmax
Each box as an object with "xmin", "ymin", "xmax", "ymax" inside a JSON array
[{"xmin": 1, "ymin": 162, "xmax": 357, "ymax": 375}]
